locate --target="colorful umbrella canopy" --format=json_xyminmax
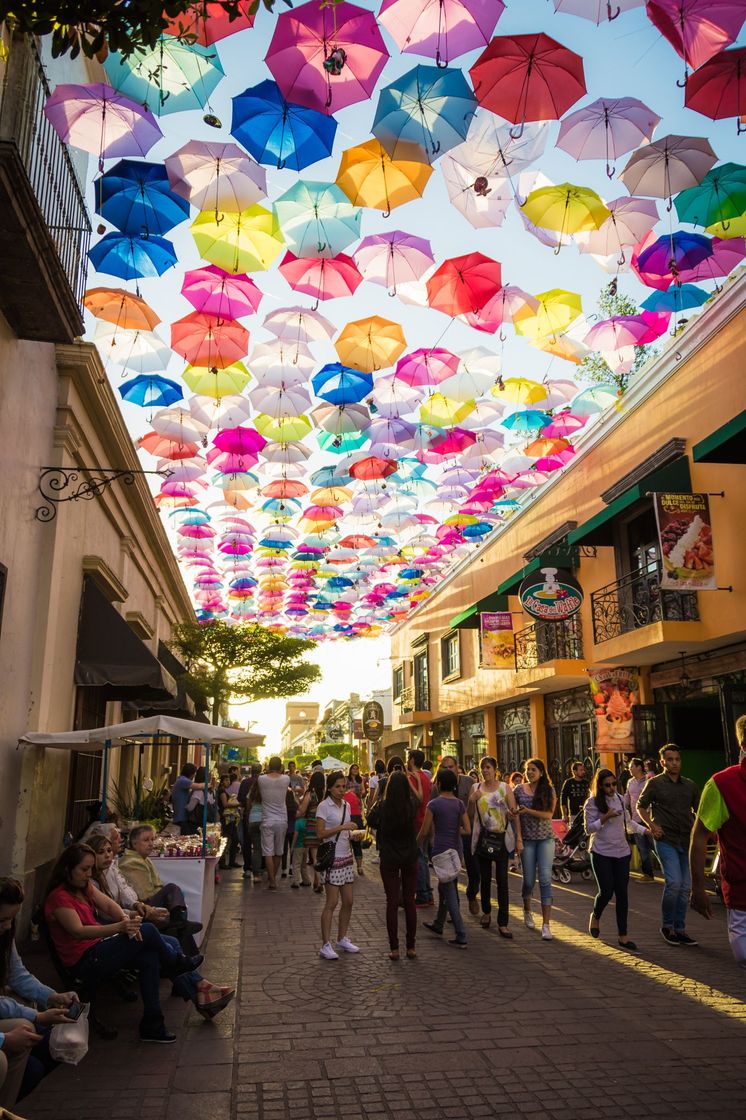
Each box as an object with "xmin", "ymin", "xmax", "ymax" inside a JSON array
[
  {"xmin": 641, "ymin": 284, "xmax": 709, "ymax": 312},
  {"xmin": 513, "ymin": 288, "xmax": 583, "ymax": 340},
  {"xmin": 83, "ymin": 288, "xmax": 160, "ymax": 331},
  {"xmin": 552, "ymin": 0, "xmax": 644, "ymax": 20},
  {"xmin": 165, "ymin": 141, "xmax": 267, "ymax": 214},
  {"xmin": 335, "ymin": 316, "xmax": 407, "ymax": 371},
  {"xmin": 191, "ymin": 206, "xmax": 285, "ymax": 273},
  {"xmin": 379, "ymin": 0, "xmax": 504, "ymax": 65},
  {"xmin": 262, "ymin": 306, "xmax": 335, "ymax": 343},
  {"xmin": 636, "ymin": 231, "xmax": 713, "ymax": 282},
  {"xmin": 645, "ymin": 0, "xmax": 746, "ymax": 74},
  {"xmin": 311, "ymin": 363, "xmax": 374, "ymax": 404},
  {"xmin": 273, "ymin": 180, "xmax": 361, "ymax": 258},
  {"xmin": 182, "ymin": 363, "xmax": 252, "ymax": 397},
  {"xmin": 266, "ymin": 0, "xmax": 389, "ymax": 114},
  {"xmin": 426, "ymin": 253, "xmax": 503, "ymax": 316},
  {"xmin": 336, "ymin": 139, "xmax": 433, "ymax": 214},
  {"xmin": 520, "ymin": 184, "xmax": 610, "ymax": 237},
  {"xmin": 119, "ymin": 374, "xmax": 183, "ymax": 409},
  {"xmin": 395, "ymin": 347, "xmax": 460, "ymax": 386},
  {"xmin": 171, "ymin": 313, "xmax": 250, "ymax": 368},
  {"xmin": 557, "ymin": 96, "xmax": 661, "ymax": 176},
  {"xmin": 278, "ymin": 252, "xmax": 363, "ymax": 302},
  {"xmin": 231, "ymin": 79, "xmax": 337, "ymax": 170},
  {"xmin": 103, "ymin": 37, "xmax": 225, "ymax": 116},
  {"xmin": 619, "ymin": 134, "xmax": 717, "ymax": 198},
  {"xmin": 372, "ymin": 64, "xmax": 478, "ymax": 161},
  {"xmin": 44, "ymin": 83, "xmax": 163, "ymax": 169},
  {"xmin": 163, "ymin": 2, "xmax": 255, "ymax": 45},
  {"xmin": 88, "ymin": 233, "xmax": 177, "ymax": 280},
  {"xmin": 470, "ymin": 33, "xmax": 586, "ymax": 129},
  {"xmin": 684, "ymin": 46, "xmax": 746, "ymax": 131},
  {"xmin": 578, "ymin": 196, "xmax": 660, "ymax": 261},
  {"xmin": 93, "ymin": 322, "xmax": 171, "ymax": 372},
  {"xmin": 353, "ymin": 231, "xmax": 433, "ymax": 292},
  {"xmin": 181, "ymin": 266, "xmax": 263, "ymax": 318},
  {"xmin": 675, "ymin": 163, "xmax": 746, "ymax": 228},
  {"xmin": 95, "ymin": 159, "xmax": 191, "ymax": 237}
]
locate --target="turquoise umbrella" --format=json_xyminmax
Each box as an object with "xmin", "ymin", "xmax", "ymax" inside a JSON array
[
  {"xmin": 104, "ymin": 36, "xmax": 225, "ymax": 117},
  {"xmin": 372, "ymin": 64, "xmax": 477, "ymax": 161},
  {"xmin": 273, "ymin": 181, "xmax": 362, "ymax": 259}
]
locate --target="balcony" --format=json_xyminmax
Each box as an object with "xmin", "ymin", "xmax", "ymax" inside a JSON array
[
  {"xmin": 514, "ymin": 617, "xmax": 587, "ymax": 692},
  {"xmin": 590, "ymin": 562, "xmax": 702, "ymax": 664},
  {"xmin": 0, "ymin": 32, "xmax": 90, "ymax": 341},
  {"xmin": 395, "ymin": 685, "xmax": 431, "ymax": 721}
]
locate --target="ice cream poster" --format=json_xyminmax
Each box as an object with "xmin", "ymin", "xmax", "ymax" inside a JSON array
[
  {"xmin": 480, "ymin": 612, "xmax": 515, "ymax": 670},
  {"xmin": 654, "ymin": 492, "xmax": 716, "ymax": 591},
  {"xmin": 588, "ymin": 668, "xmax": 639, "ymax": 751}
]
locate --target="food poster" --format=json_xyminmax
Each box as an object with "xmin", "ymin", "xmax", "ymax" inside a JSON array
[
  {"xmin": 480, "ymin": 612, "xmax": 515, "ymax": 669},
  {"xmin": 654, "ymin": 492, "xmax": 716, "ymax": 591},
  {"xmin": 588, "ymin": 667, "xmax": 639, "ymax": 751}
]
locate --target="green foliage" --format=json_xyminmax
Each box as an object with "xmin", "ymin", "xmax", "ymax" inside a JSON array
[
  {"xmin": 170, "ymin": 620, "xmax": 321, "ymax": 724},
  {"xmin": 579, "ymin": 283, "xmax": 658, "ymax": 394},
  {"xmin": 1, "ymin": 1, "xmax": 290, "ymax": 60},
  {"xmin": 110, "ymin": 775, "xmax": 168, "ymax": 826}
]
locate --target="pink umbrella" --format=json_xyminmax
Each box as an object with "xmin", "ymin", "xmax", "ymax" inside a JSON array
[
  {"xmin": 379, "ymin": 0, "xmax": 504, "ymax": 66},
  {"xmin": 266, "ymin": 0, "xmax": 389, "ymax": 114},
  {"xmin": 43, "ymin": 83, "xmax": 162, "ymax": 170},
  {"xmin": 395, "ymin": 348, "xmax": 460, "ymax": 387},
  {"xmin": 645, "ymin": 0, "xmax": 746, "ymax": 76},
  {"xmin": 427, "ymin": 428, "xmax": 478, "ymax": 456},
  {"xmin": 182, "ymin": 266, "xmax": 263, "ymax": 319},
  {"xmin": 541, "ymin": 413, "xmax": 588, "ymax": 437},
  {"xmin": 213, "ymin": 427, "xmax": 268, "ymax": 455},
  {"xmin": 278, "ymin": 251, "xmax": 363, "ymax": 301},
  {"xmin": 631, "ymin": 231, "xmax": 672, "ymax": 289},
  {"xmin": 679, "ymin": 236, "xmax": 746, "ymax": 282},
  {"xmin": 557, "ymin": 96, "xmax": 660, "ymax": 177},
  {"xmin": 353, "ymin": 231, "xmax": 434, "ymax": 293},
  {"xmin": 578, "ymin": 196, "xmax": 659, "ymax": 263},
  {"xmin": 584, "ymin": 312, "xmax": 669, "ymax": 350},
  {"xmin": 207, "ymin": 449, "xmax": 259, "ymax": 472}
]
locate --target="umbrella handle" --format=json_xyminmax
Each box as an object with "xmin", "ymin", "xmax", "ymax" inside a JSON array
[
  {"xmin": 508, "ymin": 122, "xmax": 525, "ymax": 141},
  {"xmin": 738, "ymin": 120, "xmax": 746, "ymax": 135},
  {"xmin": 606, "ymin": 162, "xmax": 615, "ymax": 179},
  {"xmin": 435, "ymin": 50, "xmax": 449, "ymax": 69},
  {"xmin": 607, "ymin": 2, "xmax": 621, "ymax": 18}
]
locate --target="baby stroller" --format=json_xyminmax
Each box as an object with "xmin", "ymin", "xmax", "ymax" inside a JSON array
[{"xmin": 552, "ymin": 812, "xmax": 592, "ymax": 884}]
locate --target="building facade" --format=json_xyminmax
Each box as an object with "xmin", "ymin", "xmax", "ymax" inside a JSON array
[{"xmin": 280, "ymin": 701, "xmax": 321, "ymax": 755}]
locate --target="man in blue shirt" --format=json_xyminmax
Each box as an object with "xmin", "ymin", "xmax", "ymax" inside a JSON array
[{"xmin": 171, "ymin": 763, "xmax": 199, "ymax": 833}]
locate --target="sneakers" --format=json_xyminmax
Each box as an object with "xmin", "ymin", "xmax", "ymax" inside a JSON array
[
  {"xmin": 319, "ymin": 942, "xmax": 339, "ymax": 960},
  {"xmin": 468, "ymin": 897, "xmax": 480, "ymax": 916},
  {"xmin": 423, "ymin": 922, "xmax": 443, "ymax": 936},
  {"xmin": 524, "ymin": 911, "xmax": 536, "ymax": 931},
  {"xmin": 675, "ymin": 932, "xmax": 699, "ymax": 946},
  {"xmin": 541, "ymin": 924, "xmax": 553, "ymax": 941},
  {"xmin": 415, "ymin": 899, "xmax": 434, "ymax": 909},
  {"xmin": 140, "ymin": 1023, "xmax": 176, "ymax": 1044},
  {"xmin": 660, "ymin": 927, "xmax": 680, "ymax": 945},
  {"xmin": 336, "ymin": 937, "xmax": 360, "ymax": 953},
  {"xmin": 447, "ymin": 938, "xmax": 467, "ymax": 949}
]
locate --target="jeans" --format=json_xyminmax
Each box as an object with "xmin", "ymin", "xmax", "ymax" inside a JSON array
[
  {"xmin": 464, "ymin": 843, "xmax": 480, "ymax": 902},
  {"xmin": 634, "ymin": 831, "xmax": 655, "ymax": 877},
  {"xmin": 590, "ymin": 852, "xmax": 631, "ymax": 936},
  {"xmin": 244, "ymin": 820, "xmax": 263, "ymax": 876},
  {"xmin": 219, "ymin": 818, "xmax": 240, "ymax": 867},
  {"xmin": 654, "ymin": 840, "xmax": 691, "ymax": 932},
  {"xmin": 18, "ymin": 1029, "xmax": 56, "ymax": 1104},
  {"xmin": 727, "ymin": 908, "xmax": 746, "ymax": 969},
  {"xmin": 160, "ymin": 933, "xmax": 202, "ymax": 1002},
  {"xmin": 380, "ymin": 861, "xmax": 418, "ymax": 950},
  {"xmin": 521, "ymin": 837, "xmax": 554, "ymax": 907},
  {"xmin": 433, "ymin": 878, "xmax": 466, "ymax": 942},
  {"xmin": 75, "ymin": 922, "xmax": 175, "ymax": 1026},
  {"xmin": 416, "ymin": 841, "xmax": 433, "ymax": 903},
  {"xmin": 478, "ymin": 843, "xmax": 510, "ymax": 927}
]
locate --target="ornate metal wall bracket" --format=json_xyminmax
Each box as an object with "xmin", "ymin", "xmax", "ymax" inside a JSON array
[{"xmin": 36, "ymin": 466, "xmax": 172, "ymax": 522}]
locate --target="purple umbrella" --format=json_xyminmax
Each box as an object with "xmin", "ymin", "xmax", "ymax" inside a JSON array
[
  {"xmin": 353, "ymin": 230, "xmax": 434, "ymax": 294},
  {"xmin": 44, "ymin": 83, "xmax": 163, "ymax": 170},
  {"xmin": 636, "ymin": 231, "xmax": 713, "ymax": 282},
  {"xmin": 557, "ymin": 96, "xmax": 661, "ymax": 177},
  {"xmin": 679, "ymin": 235, "xmax": 746, "ymax": 282},
  {"xmin": 379, "ymin": 0, "xmax": 504, "ymax": 67}
]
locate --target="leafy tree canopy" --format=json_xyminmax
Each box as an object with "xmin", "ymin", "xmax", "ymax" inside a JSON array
[
  {"xmin": 578, "ymin": 281, "xmax": 658, "ymax": 394},
  {"xmin": 170, "ymin": 620, "xmax": 321, "ymax": 724}
]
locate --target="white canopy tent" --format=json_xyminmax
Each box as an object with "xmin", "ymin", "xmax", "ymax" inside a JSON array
[{"xmin": 319, "ymin": 755, "xmax": 349, "ymax": 771}]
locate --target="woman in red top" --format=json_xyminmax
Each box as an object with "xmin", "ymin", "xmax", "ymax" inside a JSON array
[{"xmin": 43, "ymin": 845, "xmax": 201, "ymax": 1044}]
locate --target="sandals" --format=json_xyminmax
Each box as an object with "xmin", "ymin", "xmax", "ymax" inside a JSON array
[{"xmin": 195, "ymin": 984, "xmax": 235, "ymax": 1020}]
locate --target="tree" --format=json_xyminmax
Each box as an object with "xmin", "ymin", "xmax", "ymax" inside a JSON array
[
  {"xmin": 1, "ymin": 1, "xmax": 290, "ymax": 60},
  {"xmin": 169, "ymin": 620, "xmax": 321, "ymax": 724},
  {"xmin": 579, "ymin": 282, "xmax": 658, "ymax": 395}
]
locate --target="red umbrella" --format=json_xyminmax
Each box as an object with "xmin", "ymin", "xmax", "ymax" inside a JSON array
[
  {"xmin": 138, "ymin": 432, "xmax": 199, "ymax": 459},
  {"xmin": 645, "ymin": 1, "xmax": 746, "ymax": 76},
  {"xmin": 470, "ymin": 33, "xmax": 585, "ymax": 134},
  {"xmin": 349, "ymin": 456, "xmax": 398, "ymax": 480},
  {"xmin": 278, "ymin": 251, "xmax": 363, "ymax": 301},
  {"xmin": 171, "ymin": 312, "xmax": 249, "ymax": 368},
  {"xmin": 685, "ymin": 46, "xmax": 746, "ymax": 132},
  {"xmin": 164, "ymin": 2, "xmax": 255, "ymax": 44},
  {"xmin": 426, "ymin": 252, "xmax": 502, "ymax": 317}
]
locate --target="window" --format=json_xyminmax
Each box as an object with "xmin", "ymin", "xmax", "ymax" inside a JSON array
[
  {"xmin": 440, "ymin": 631, "xmax": 460, "ymax": 680},
  {"xmin": 413, "ymin": 649, "xmax": 429, "ymax": 712},
  {"xmin": 392, "ymin": 664, "xmax": 404, "ymax": 700}
]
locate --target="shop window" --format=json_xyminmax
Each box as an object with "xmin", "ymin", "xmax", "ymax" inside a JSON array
[
  {"xmin": 413, "ymin": 649, "xmax": 429, "ymax": 711},
  {"xmin": 545, "ymin": 687, "xmax": 596, "ymax": 808},
  {"xmin": 440, "ymin": 631, "xmax": 460, "ymax": 680},
  {"xmin": 496, "ymin": 703, "xmax": 531, "ymax": 775},
  {"xmin": 392, "ymin": 664, "xmax": 404, "ymax": 700}
]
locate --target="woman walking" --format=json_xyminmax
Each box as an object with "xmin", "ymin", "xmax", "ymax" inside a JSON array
[
  {"xmin": 244, "ymin": 780, "xmax": 264, "ymax": 884},
  {"xmin": 369, "ymin": 771, "xmax": 419, "ymax": 959},
  {"xmin": 316, "ymin": 771, "xmax": 359, "ymax": 960},
  {"xmin": 418, "ymin": 769, "xmax": 471, "ymax": 949},
  {"xmin": 585, "ymin": 768, "xmax": 649, "ymax": 952},
  {"xmin": 345, "ymin": 765, "xmax": 366, "ymax": 876},
  {"xmin": 294, "ymin": 770, "xmax": 325, "ymax": 890},
  {"xmin": 469, "ymin": 757, "xmax": 521, "ymax": 938},
  {"xmin": 513, "ymin": 759, "xmax": 557, "ymax": 941}
]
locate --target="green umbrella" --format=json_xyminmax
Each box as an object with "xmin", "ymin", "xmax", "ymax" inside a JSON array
[
  {"xmin": 103, "ymin": 36, "xmax": 225, "ymax": 116},
  {"xmin": 675, "ymin": 162, "xmax": 746, "ymax": 229}
]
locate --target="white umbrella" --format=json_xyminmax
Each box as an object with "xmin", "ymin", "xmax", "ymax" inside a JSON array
[{"xmin": 262, "ymin": 305, "xmax": 335, "ymax": 344}]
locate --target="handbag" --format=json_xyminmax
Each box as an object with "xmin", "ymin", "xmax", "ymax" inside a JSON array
[
  {"xmin": 431, "ymin": 848, "xmax": 461, "ymax": 883},
  {"xmin": 475, "ymin": 797, "xmax": 506, "ymax": 860},
  {"xmin": 49, "ymin": 1003, "xmax": 90, "ymax": 1065},
  {"xmin": 315, "ymin": 802, "xmax": 348, "ymax": 873}
]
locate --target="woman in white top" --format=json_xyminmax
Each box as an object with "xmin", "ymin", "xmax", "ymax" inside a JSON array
[
  {"xmin": 257, "ymin": 757, "xmax": 290, "ymax": 890},
  {"xmin": 316, "ymin": 771, "xmax": 360, "ymax": 961}
]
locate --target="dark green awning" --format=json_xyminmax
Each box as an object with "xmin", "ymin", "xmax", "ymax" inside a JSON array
[
  {"xmin": 497, "ymin": 549, "xmax": 576, "ymax": 597},
  {"xmin": 449, "ymin": 591, "xmax": 509, "ymax": 629},
  {"xmin": 692, "ymin": 411, "xmax": 746, "ymax": 464},
  {"xmin": 568, "ymin": 456, "xmax": 692, "ymax": 548}
]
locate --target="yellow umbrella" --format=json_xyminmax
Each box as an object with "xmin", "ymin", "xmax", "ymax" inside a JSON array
[
  {"xmin": 444, "ymin": 513, "xmax": 479, "ymax": 526},
  {"xmin": 419, "ymin": 393, "xmax": 475, "ymax": 427},
  {"xmin": 335, "ymin": 315, "xmax": 407, "ymax": 372},
  {"xmin": 336, "ymin": 139, "xmax": 433, "ymax": 214},
  {"xmin": 311, "ymin": 485, "xmax": 353, "ymax": 504},
  {"xmin": 182, "ymin": 362, "xmax": 251, "ymax": 397},
  {"xmin": 520, "ymin": 184, "xmax": 610, "ymax": 236},
  {"xmin": 533, "ymin": 334, "xmax": 588, "ymax": 364},
  {"xmin": 191, "ymin": 205, "xmax": 284, "ymax": 274},
  {"xmin": 705, "ymin": 215, "xmax": 746, "ymax": 239},
  {"xmin": 514, "ymin": 289, "xmax": 583, "ymax": 341},
  {"xmin": 254, "ymin": 413, "xmax": 312, "ymax": 441},
  {"xmin": 491, "ymin": 377, "xmax": 547, "ymax": 406}
]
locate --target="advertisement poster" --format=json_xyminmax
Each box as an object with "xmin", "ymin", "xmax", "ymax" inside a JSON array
[
  {"xmin": 518, "ymin": 566, "xmax": 583, "ymax": 621},
  {"xmin": 588, "ymin": 667, "xmax": 639, "ymax": 752},
  {"xmin": 654, "ymin": 492, "xmax": 715, "ymax": 591},
  {"xmin": 480, "ymin": 612, "xmax": 515, "ymax": 669}
]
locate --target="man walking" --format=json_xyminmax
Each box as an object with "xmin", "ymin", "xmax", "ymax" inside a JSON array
[
  {"xmin": 689, "ymin": 716, "xmax": 746, "ymax": 969},
  {"xmin": 624, "ymin": 757, "xmax": 656, "ymax": 880},
  {"xmin": 560, "ymin": 761, "xmax": 589, "ymax": 825},
  {"xmin": 407, "ymin": 749, "xmax": 433, "ymax": 907},
  {"xmin": 637, "ymin": 744, "xmax": 699, "ymax": 945}
]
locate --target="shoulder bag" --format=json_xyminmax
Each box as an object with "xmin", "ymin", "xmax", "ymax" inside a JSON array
[{"xmin": 315, "ymin": 802, "xmax": 348, "ymax": 873}]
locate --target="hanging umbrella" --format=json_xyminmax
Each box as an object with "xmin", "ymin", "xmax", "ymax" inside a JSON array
[
  {"xmin": 311, "ymin": 363, "xmax": 374, "ymax": 404},
  {"xmin": 372, "ymin": 64, "xmax": 478, "ymax": 161},
  {"xmin": 255, "ymin": 414, "xmax": 313, "ymax": 442},
  {"xmin": 684, "ymin": 46, "xmax": 746, "ymax": 132},
  {"xmin": 171, "ymin": 313, "xmax": 250, "ymax": 368},
  {"xmin": 619, "ymin": 134, "xmax": 717, "ymax": 199},
  {"xmin": 336, "ymin": 317, "xmax": 407, "ymax": 371},
  {"xmin": 439, "ymin": 157, "xmax": 512, "ymax": 229},
  {"xmin": 139, "ymin": 432, "xmax": 200, "ymax": 459},
  {"xmin": 570, "ymin": 384, "xmax": 619, "ymax": 415},
  {"xmin": 191, "ymin": 206, "xmax": 285, "ymax": 273},
  {"xmin": 83, "ymin": 288, "xmax": 160, "ymax": 331},
  {"xmin": 312, "ymin": 402, "xmax": 371, "ymax": 434},
  {"xmin": 675, "ymin": 162, "xmax": 746, "ymax": 228},
  {"xmin": 470, "ymin": 33, "xmax": 586, "ymax": 133},
  {"xmin": 513, "ymin": 289, "xmax": 583, "ymax": 340},
  {"xmin": 89, "ymin": 232, "xmax": 177, "ymax": 280},
  {"xmin": 349, "ymin": 457, "xmax": 398, "ymax": 480},
  {"xmin": 583, "ymin": 313, "xmax": 669, "ymax": 351},
  {"xmin": 395, "ymin": 348, "xmax": 460, "ymax": 386},
  {"xmin": 95, "ymin": 159, "xmax": 191, "ymax": 237},
  {"xmin": 152, "ymin": 406, "xmax": 209, "ymax": 443},
  {"xmin": 231, "ymin": 79, "xmax": 337, "ymax": 170},
  {"xmin": 636, "ymin": 231, "xmax": 713, "ymax": 282},
  {"xmin": 641, "ymin": 284, "xmax": 709, "ymax": 312},
  {"xmin": 492, "ymin": 377, "xmax": 548, "ymax": 406},
  {"xmin": 103, "ymin": 37, "xmax": 225, "ymax": 116},
  {"xmin": 645, "ymin": 0, "xmax": 746, "ymax": 76},
  {"xmin": 263, "ymin": 306, "xmax": 336, "ymax": 344},
  {"xmin": 426, "ymin": 253, "xmax": 502, "ymax": 317},
  {"xmin": 190, "ymin": 394, "xmax": 253, "ymax": 429},
  {"xmin": 552, "ymin": 0, "xmax": 644, "ymax": 20},
  {"xmin": 557, "ymin": 96, "xmax": 660, "ymax": 177},
  {"xmin": 577, "ymin": 196, "xmax": 659, "ymax": 262},
  {"xmin": 165, "ymin": 141, "xmax": 267, "ymax": 214},
  {"xmin": 370, "ymin": 373, "xmax": 425, "ymax": 417},
  {"xmin": 273, "ymin": 181, "xmax": 361, "ymax": 259},
  {"xmin": 181, "ymin": 266, "xmax": 263, "ymax": 319},
  {"xmin": 183, "ymin": 363, "xmax": 252, "ymax": 397},
  {"xmin": 353, "ymin": 231, "xmax": 433, "ymax": 293},
  {"xmin": 520, "ymin": 184, "xmax": 610, "ymax": 238},
  {"xmin": 448, "ymin": 112, "xmax": 550, "ymax": 179},
  {"xmin": 213, "ymin": 427, "xmax": 268, "ymax": 456},
  {"xmin": 420, "ymin": 394, "xmax": 475, "ymax": 427},
  {"xmin": 93, "ymin": 322, "xmax": 171, "ymax": 373},
  {"xmin": 278, "ymin": 252, "xmax": 363, "ymax": 302},
  {"xmin": 336, "ymin": 139, "xmax": 433, "ymax": 214},
  {"xmin": 266, "ymin": 0, "xmax": 389, "ymax": 114},
  {"xmin": 43, "ymin": 83, "xmax": 162, "ymax": 169},
  {"xmin": 119, "ymin": 374, "xmax": 183, "ymax": 409},
  {"xmin": 677, "ymin": 235, "xmax": 746, "ymax": 282},
  {"xmin": 501, "ymin": 410, "xmax": 552, "ymax": 432},
  {"xmin": 164, "ymin": 2, "xmax": 255, "ymax": 44},
  {"xmin": 379, "ymin": 0, "xmax": 504, "ymax": 65},
  {"xmin": 251, "ymin": 340, "xmax": 316, "ymax": 378}
]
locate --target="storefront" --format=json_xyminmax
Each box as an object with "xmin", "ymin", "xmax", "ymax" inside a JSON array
[
  {"xmin": 545, "ymin": 687, "xmax": 597, "ymax": 792},
  {"xmin": 430, "ymin": 718, "xmax": 452, "ymax": 758},
  {"xmin": 496, "ymin": 702, "xmax": 532, "ymax": 776},
  {"xmin": 458, "ymin": 710, "xmax": 486, "ymax": 770}
]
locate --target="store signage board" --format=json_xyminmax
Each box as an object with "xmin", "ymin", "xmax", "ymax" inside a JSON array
[
  {"xmin": 653, "ymin": 492, "xmax": 716, "ymax": 591},
  {"xmin": 480, "ymin": 611, "xmax": 515, "ymax": 669},
  {"xmin": 518, "ymin": 567, "xmax": 583, "ymax": 621},
  {"xmin": 362, "ymin": 700, "xmax": 384, "ymax": 741}
]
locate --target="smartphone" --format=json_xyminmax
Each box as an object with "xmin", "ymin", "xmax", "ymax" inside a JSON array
[{"xmin": 64, "ymin": 1001, "xmax": 85, "ymax": 1021}]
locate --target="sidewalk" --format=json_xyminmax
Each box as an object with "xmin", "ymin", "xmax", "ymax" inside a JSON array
[{"xmin": 22, "ymin": 861, "xmax": 746, "ymax": 1120}]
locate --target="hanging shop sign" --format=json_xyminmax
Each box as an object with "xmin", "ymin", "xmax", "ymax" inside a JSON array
[
  {"xmin": 480, "ymin": 611, "xmax": 515, "ymax": 669},
  {"xmin": 588, "ymin": 667, "xmax": 639, "ymax": 752},
  {"xmin": 518, "ymin": 567, "xmax": 583, "ymax": 621},
  {"xmin": 654, "ymin": 492, "xmax": 715, "ymax": 591},
  {"xmin": 362, "ymin": 700, "xmax": 384, "ymax": 741},
  {"xmin": 352, "ymin": 718, "xmax": 364, "ymax": 739}
]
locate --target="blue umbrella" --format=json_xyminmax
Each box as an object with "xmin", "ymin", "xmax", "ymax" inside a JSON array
[
  {"xmin": 501, "ymin": 410, "xmax": 552, "ymax": 432},
  {"xmin": 372, "ymin": 64, "xmax": 477, "ymax": 162},
  {"xmin": 96, "ymin": 160, "xmax": 191, "ymax": 236},
  {"xmin": 311, "ymin": 362, "xmax": 374, "ymax": 405},
  {"xmin": 119, "ymin": 374, "xmax": 183, "ymax": 408},
  {"xmin": 641, "ymin": 285, "xmax": 709, "ymax": 313},
  {"xmin": 462, "ymin": 522, "xmax": 494, "ymax": 538},
  {"xmin": 310, "ymin": 466, "xmax": 350, "ymax": 487},
  {"xmin": 88, "ymin": 232, "xmax": 177, "ymax": 280},
  {"xmin": 231, "ymin": 80, "xmax": 337, "ymax": 171}
]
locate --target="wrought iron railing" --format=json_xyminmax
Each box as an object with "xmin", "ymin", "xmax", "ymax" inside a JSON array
[
  {"xmin": 0, "ymin": 32, "xmax": 91, "ymax": 306},
  {"xmin": 591, "ymin": 562, "xmax": 699, "ymax": 644},
  {"xmin": 514, "ymin": 616, "xmax": 583, "ymax": 670},
  {"xmin": 398, "ymin": 685, "xmax": 414, "ymax": 713}
]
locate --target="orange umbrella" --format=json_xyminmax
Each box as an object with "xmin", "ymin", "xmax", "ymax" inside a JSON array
[
  {"xmin": 524, "ymin": 436, "xmax": 572, "ymax": 457},
  {"xmin": 83, "ymin": 287, "xmax": 160, "ymax": 330},
  {"xmin": 336, "ymin": 139, "xmax": 432, "ymax": 214},
  {"xmin": 335, "ymin": 315, "xmax": 407, "ymax": 372}
]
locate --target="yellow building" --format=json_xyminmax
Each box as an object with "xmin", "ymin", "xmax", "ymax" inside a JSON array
[{"xmin": 390, "ymin": 274, "xmax": 746, "ymax": 793}]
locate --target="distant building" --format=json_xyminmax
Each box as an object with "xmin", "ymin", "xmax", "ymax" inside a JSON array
[{"xmin": 280, "ymin": 701, "xmax": 320, "ymax": 756}]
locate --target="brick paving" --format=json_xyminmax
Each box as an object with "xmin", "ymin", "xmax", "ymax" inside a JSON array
[{"xmin": 21, "ymin": 860, "xmax": 746, "ymax": 1120}]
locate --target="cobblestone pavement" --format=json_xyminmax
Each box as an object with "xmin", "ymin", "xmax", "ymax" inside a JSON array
[{"xmin": 22, "ymin": 860, "xmax": 746, "ymax": 1120}]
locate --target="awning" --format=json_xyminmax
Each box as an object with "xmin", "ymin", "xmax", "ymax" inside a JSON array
[
  {"xmin": 20, "ymin": 714, "xmax": 264, "ymax": 750},
  {"xmin": 692, "ymin": 410, "xmax": 746, "ymax": 464},
  {"xmin": 497, "ymin": 550, "xmax": 576, "ymax": 597},
  {"xmin": 132, "ymin": 640, "xmax": 203, "ymax": 718},
  {"xmin": 449, "ymin": 591, "xmax": 509, "ymax": 630},
  {"xmin": 568, "ymin": 456, "xmax": 691, "ymax": 548},
  {"xmin": 75, "ymin": 577, "xmax": 176, "ymax": 701}
]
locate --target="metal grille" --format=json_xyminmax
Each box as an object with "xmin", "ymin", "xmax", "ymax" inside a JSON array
[
  {"xmin": 514, "ymin": 616, "xmax": 583, "ymax": 669},
  {"xmin": 591, "ymin": 562, "xmax": 699, "ymax": 644}
]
